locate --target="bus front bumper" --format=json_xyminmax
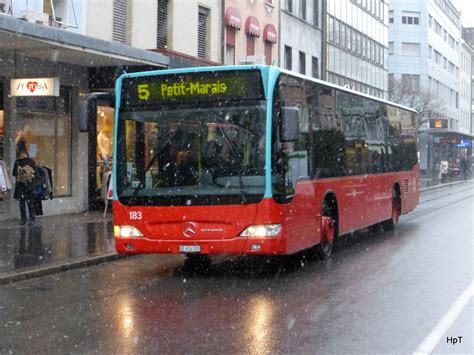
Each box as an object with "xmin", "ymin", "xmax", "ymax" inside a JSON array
[{"xmin": 115, "ymin": 236, "xmax": 288, "ymax": 255}]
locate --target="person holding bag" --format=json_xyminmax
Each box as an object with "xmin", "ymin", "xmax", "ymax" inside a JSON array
[{"xmin": 12, "ymin": 149, "xmax": 37, "ymax": 226}]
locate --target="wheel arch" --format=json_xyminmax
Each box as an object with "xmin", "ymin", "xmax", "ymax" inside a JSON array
[{"xmin": 322, "ymin": 190, "xmax": 339, "ymax": 236}]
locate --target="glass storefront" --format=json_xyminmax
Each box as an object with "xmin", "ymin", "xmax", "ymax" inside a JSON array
[
  {"xmin": 15, "ymin": 88, "xmax": 72, "ymax": 196},
  {"xmin": 95, "ymin": 106, "xmax": 114, "ymax": 202}
]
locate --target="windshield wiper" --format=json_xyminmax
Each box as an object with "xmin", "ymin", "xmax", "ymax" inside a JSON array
[{"xmin": 213, "ymin": 118, "xmax": 248, "ymax": 204}]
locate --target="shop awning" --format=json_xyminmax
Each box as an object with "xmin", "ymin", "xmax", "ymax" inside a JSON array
[
  {"xmin": 0, "ymin": 15, "xmax": 169, "ymax": 68},
  {"xmin": 224, "ymin": 7, "xmax": 242, "ymax": 30},
  {"xmin": 245, "ymin": 16, "xmax": 260, "ymax": 37},
  {"xmin": 263, "ymin": 24, "xmax": 277, "ymax": 43}
]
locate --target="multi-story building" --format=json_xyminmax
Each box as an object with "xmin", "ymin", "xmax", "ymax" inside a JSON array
[
  {"xmin": 223, "ymin": 0, "xmax": 279, "ymax": 66},
  {"xmin": 280, "ymin": 0, "xmax": 322, "ymax": 78},
  {"xmin": 388, "ymin": 0, "xmax": 472, "ymax": 175},
  {"xmin": 463, "ymin": 27, "xmax": 474, "ymax": 139},
  {"xmin": 86, "ymin": 0, "xmax": 222, "ymax": 66},
  {"xmin": 325, "ymin": 0, "xmax": 389, "ymax": 98},
  {"xmin": 0, "ymin": 0, "xmax": 168, "ymax": 220}
]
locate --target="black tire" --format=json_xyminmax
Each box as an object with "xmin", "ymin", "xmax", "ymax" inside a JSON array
[
  {"xmin": 382, "ymin": 192, "xmax": 400, "ymax": 231},
  {"xmin": 316, "ymin": 200, "xmax": 337, "ymax": 260}
]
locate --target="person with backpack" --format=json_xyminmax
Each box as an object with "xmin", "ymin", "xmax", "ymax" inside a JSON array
[{"xmin": 12, "ymin": 149, "xmax": 37, "ymax": 226}]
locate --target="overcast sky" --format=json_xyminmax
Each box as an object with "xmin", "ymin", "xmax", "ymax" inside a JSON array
[{"xmin": 450, "ymin": 0, "xmax": 474, "ymax": 26}]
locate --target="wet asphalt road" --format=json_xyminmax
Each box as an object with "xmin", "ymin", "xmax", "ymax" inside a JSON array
[{"xmin": 1, "ymin": 183, "xmax": 473, "ymax": 354}]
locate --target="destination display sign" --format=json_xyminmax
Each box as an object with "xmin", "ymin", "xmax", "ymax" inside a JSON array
[{"xmin": 121, "ymin": 70, "xmax": 264, "ymax": 106}]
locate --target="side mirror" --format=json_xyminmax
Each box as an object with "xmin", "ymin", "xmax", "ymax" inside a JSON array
[
  {"xmin": 79, "ymin": 92, "xmax": 114, "ymax": 132},
  {"xmin": 280, "ymin": 107, "xmax": 300, "ymax": 142}
]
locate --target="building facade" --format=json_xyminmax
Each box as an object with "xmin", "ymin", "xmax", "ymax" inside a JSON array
[
  {"xmin": 326, "ymin": 0, "xmax": 389, "ymax": 98},
  {"xmin": 0, "ymin": 1, "xmax": 168, "ymax": 221},
  {"xmin": 223, "ymin": 0, "xmax": 279, "ymax": 66},
  {"xmin": 86, "ymin": 0, "xmax": 222, "ymax": 65},
  {"xmin": 280, "ymin": 0, "xmax": 322, "ymax": 77},
  {"xmin": 388, "ymin": 0, "xmax": 472, "ymax": 175}
]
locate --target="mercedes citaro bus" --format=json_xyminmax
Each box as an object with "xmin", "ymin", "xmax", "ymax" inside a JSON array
[{"xmin": 80, "ymin": 65, "xmax": 419, "ymax": 263}]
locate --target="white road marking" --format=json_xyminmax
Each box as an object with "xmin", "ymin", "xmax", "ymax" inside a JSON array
[{"xmin": 413, "ymin": 280, "xmax": 474, "ymax": 355}]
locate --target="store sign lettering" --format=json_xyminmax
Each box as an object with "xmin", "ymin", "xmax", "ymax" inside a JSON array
[{"xmin": 11, "ymin": 77, "xmax": 59, "ymax": 97}]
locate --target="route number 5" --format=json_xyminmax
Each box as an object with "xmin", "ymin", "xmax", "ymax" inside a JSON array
[{"xmin": 137, "ymin": 84, "xmax": 150, "ymax": 100}]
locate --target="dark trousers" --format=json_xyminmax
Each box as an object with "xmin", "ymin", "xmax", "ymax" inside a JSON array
[{"xmin": 19, "ymin": 197, "xmax": 36, "ymax": 222}]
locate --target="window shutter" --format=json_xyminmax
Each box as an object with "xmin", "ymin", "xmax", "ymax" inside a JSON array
[
  {"xmin": 113, "ymin": 0, "xmax": 127, "ymax": 43},
  {"xmin": 198, "ymin": 7, "xmax": 210, "ymax": 58},
  {"xmin": 157, "ymin": 0, "xmax": 168, "ymax": 48}
]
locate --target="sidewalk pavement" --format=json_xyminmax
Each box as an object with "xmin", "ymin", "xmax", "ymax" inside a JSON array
[
  {"xmin": 0, "ymin": 179, "xmax": 470, "ymax": 284},
  {"xmin": 0, "ymin": 211, "xmax": 120, "ymax": 284}
]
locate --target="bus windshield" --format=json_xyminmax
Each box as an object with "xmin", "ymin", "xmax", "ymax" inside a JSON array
[{"xmin": 116, "ymin": 103, "xmax": 267, "ymax": 206}]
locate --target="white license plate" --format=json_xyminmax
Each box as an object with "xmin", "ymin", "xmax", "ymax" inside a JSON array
[{"xmin": 179, "ymin": 245, "xmax": 201, "ymax": 253}]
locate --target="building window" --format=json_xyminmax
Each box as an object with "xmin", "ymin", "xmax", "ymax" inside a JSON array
[
  {"xmin": 328, "ymin": 16, "xmax": 334, "ymax": 43},
  {"xmin": 265, "ymin": 42, "xmax": 272, "ymax": 65},
  {"xmin": 288, "ymin": 0, "xmax": 293, "ymax": 13},
  {"xmin": 313, "ymin": 0, "xmax": 318, "ymax": 26},
  {"xmin": 401, "ymin": 42, "xmax": 420, "ymax": 56},
  {"xmin": 112, "ymin": 0, "xmax": 127, "ymax": 43},
  {"xmin": 246, "ymin": 36, "xmax": 255, "ymax": 56},
  {"xmin": 198, "ymin": 6, "xmax": 210, "ymax": 59},
  {"xmin": 311, "ymin": 56, "xmax": 319, "ymax": 78},
  {"xmin": 401, "ymin": 74, "xmax": 420, "ymax": 93},
  {"xmin": 157, "ymin": 0, "xmax": 168, "ymax": 48},
  {"xmin": 284, "ymin": 45, "xmax": 292, "ymax": 70},
  {"xmin": 226, "ymin": 28, "xmax": 236, "ymax": 65},
  {"xmin": 389, "ymin": 10, "xmax": 394, "ymax": 23},
  {"xmin": 301, "ymin": 0, "xmax": 306, "ymax": 20},
  {"xmin": 16, "ymin": 88, "xmax": 72, "ymax": 196},
  {"xmin": 299, "ymin": 51, "xmax": 306, "ymax": 74},
  {"xmin": 401, "ymin": 11, "xmax": 419, "ymax": 25}
]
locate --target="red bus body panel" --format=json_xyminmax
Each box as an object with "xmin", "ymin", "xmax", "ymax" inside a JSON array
[{"xmin": 114, "ymin": 166, "xmax": 419, "ymax": 256}]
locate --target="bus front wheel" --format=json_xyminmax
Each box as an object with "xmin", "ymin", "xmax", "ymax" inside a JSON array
[{"xmin": 316, "ymin": 201, "xmax": 337, "ymax": 260}]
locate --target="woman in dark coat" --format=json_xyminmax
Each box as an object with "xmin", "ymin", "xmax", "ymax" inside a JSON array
[{"xmin": 12, "ymin": 150, "xmax": 37, "ymax": 226}]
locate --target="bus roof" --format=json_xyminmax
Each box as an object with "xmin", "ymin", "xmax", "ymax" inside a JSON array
[{"xmin": 118, "ymin": 65, "xmax": 418, "ymax": 115}]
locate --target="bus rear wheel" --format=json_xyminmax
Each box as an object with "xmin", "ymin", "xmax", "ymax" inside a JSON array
[
  {"xmin": 382, "ymin": 194, "xmax": 400, "ymax": 231},
  {"xmin": 316, "ymin": 201, "xmax": 336, "ymax": 260}
]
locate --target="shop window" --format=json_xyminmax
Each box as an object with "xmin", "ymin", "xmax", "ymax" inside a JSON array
[
  {"xmin": 16, "ymin": 88, "xmax": 72, "ymax": 197},
  {"xmin": 96, "ymin": 106, "xmax": 114, "ymax": 200}
]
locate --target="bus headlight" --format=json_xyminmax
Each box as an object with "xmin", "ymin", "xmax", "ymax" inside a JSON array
[
  {"xmin": 240, "ymin": 224, "xmax": 281, "ymax": 238},
  {"xmin": 114, "ymin": 225, "xmax": 144, "ymax": 238}
]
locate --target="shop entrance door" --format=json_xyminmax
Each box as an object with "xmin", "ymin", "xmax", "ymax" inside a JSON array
[{"xmin": 88, "ymin": 100, "xmax": 114, "ymax": 210}]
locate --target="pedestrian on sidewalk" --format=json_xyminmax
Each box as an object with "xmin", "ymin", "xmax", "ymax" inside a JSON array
[
  {"xmin": 12, "ymin": 149, "xmax": 37, "ymax": 226},
  {"xmin": 439, "ymin": 160, "xmax": 448, "ymax": 184}
]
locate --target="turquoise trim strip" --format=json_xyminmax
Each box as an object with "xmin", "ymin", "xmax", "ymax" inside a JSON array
[
  {"xmin": 263, "ymin": 66, "xmax": 281, "ymax": 198},
  {"xmin": 112, "ymin": 74, "xmax": 125, "ymax": 201},
  {"xmin": 121, "ymin": 64, "xmax": 268, "ymax": 78}
]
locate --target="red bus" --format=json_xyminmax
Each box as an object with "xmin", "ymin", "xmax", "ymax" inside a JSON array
[{"xmin": 91, "ymin": 66, "xmax": 419, "ymax": 262}]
